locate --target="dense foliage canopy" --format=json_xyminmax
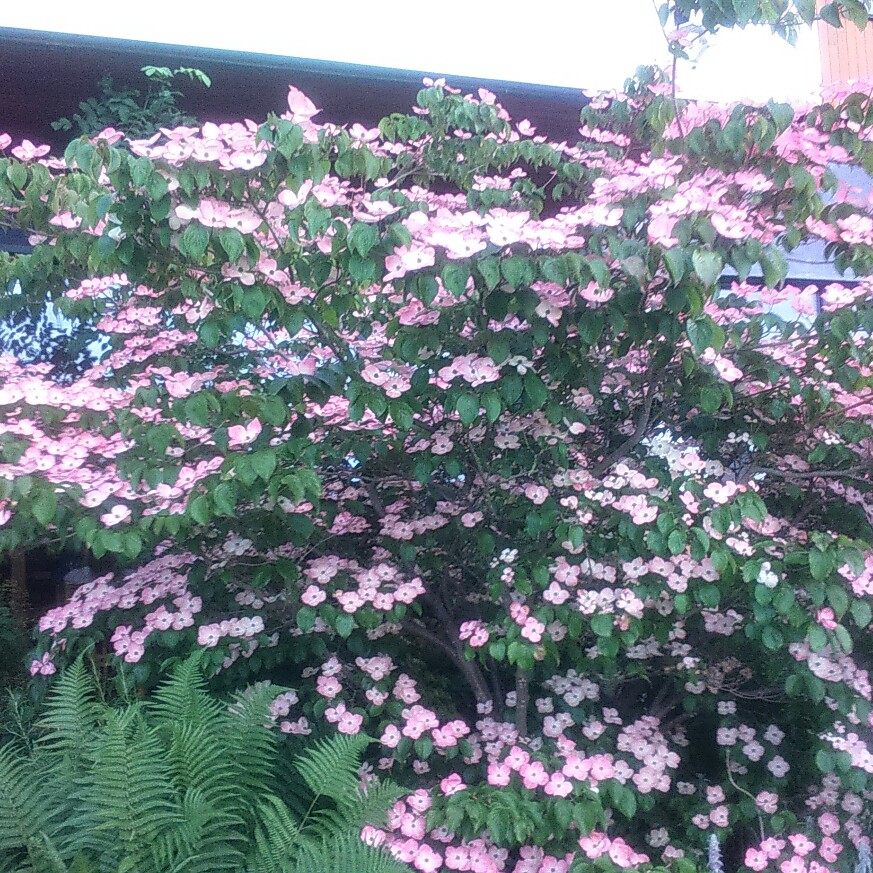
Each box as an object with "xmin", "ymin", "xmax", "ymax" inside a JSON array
[{"xmin": 3, "ymin": 4, "xmax": 873, "ymax": 871}]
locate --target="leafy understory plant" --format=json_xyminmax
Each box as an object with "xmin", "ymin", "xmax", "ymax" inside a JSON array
[
  {"xmin": 51, "ymin": 65, "xmax": 210, "ymax": 139},
  {"xmin": 0, "ymin": 655, "xmax": 407, "ymax": 873}
]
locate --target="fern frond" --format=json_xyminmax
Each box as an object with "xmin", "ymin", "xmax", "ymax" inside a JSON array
[
  {"xmin": 0, "ymin": 743, "xmax": 63, "ymax": 869},
  {"xmin": 86, "ymin": 708, "xmax": 181, "ymax": 867},
  {"xmin": 351, "ymin": 779, "xmax": 408, "ymax": 829},
  {"xmin": 36, "ymin": 657, "xmax": 102, "ymax": 760},
  {"xmin": 147, "ymin": 653, "xmax": 224, "ymax": 728},
  {"xmin": 248, "ymin": 793, "xmax": 301, "ymax": 873},
  {"xmin": 272, "ymin": 746, "xmax": 315, "ymax": 822},
  {"xmin": 223, "ymin": 685, "xmax": 281, "ymax": 803},
  {"xmin": 165, "ymin": 720, "xmax": 241, "ymax": 810},
  {"xmin": 293, "ymin": 733, "xmax": 372, "ymax": 809},
  {"xmin": 288, "ymin": 831, "xmax": 408, "ymax": 873},
  {"xmin": 153, "ymin": 787, "xmax": 248, "ymax": 873}
]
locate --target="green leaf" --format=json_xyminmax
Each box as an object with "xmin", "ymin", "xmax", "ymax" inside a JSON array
[
  {"xmin": 184, "ymin": 394, "xmax": 210, "ymax": 427},
  {"xmin": 732, "ymin": 0, "xmax": 763, "ymax": 23},
  {"xmin": 501, "ymin": 373, "xmax": 523, "ymax": 405},
  {"xmin": 808, "ymin": 624, "xmax": 828, "ymax": 652},
  {"xmin": 188, "ymin": 494, "xmax": 211, "ymax": 525},
  {"xmin": 442, "ymin": 263, "xmax": 470, "ymax": 297},
  {"xmin": 130, "ymin": 156, "xmax": 153, "ymax": 188},
  {"xmin": 218, "ymin": 227, "xmax": 245, "ymax": 260},
  {"xmin": 761, "ymin": 625, "xmax": 783, "ymax": 651},
  {"xmin": 335, "ymin": 614, "xmax": 355, "ymax": 638},
  {"xmin": 851, "ymin": 599, "xmax": 872, "ymax": 629},
  {"xmin": 591, "ymin": 614, "xmax": 613, "ymax": 637},
  {"xmin": 826, "ymin": 583, "xmax": 849, "ymax": 618},
  {"xmin": 667, "ymin": 530, "xmax": 686, "ymax": 555},
  {"xmin": 456, "ymin": 393, "xmax": 480, "ymax": 425},
  {"xmin": 819, "ymin": 1, "xmax": 843, "ymax": 27},
  {"xmin": 179, "ymin": 222, "xmax": 209, "ymax": 258},
  {"xmin": 611, "ymin": 784, "xmax": 637, "ymax": 819},
  {"xmin": 691, "ymin": 250, "xmax": 723, "ymax": 287},
  {"xmin": 834, "ymin": 624, "xmax": 853, "ymax": 653},
  {"xmin": 482, "ymin": 391, "xmax": 502, "ymax": 423},
  {"xmin": 663, "ymin": 248, "xmax": 685, "ymax": 283},
  {"xmin": 212, "ymin": 481, "xmax": 237, "ymax": 516},
  {"xmin": 123, "ymin": 532, "xmax": 143, "ymax": 559},
  {"xmin": 6, "ymin": 161, "xmax": 27, "ymax": 190},
  {"xmin": 809, "ymin": 549, "xmax": 832, "ymax": 581},
  {"xmin": 700, "ymin": 386, "xmax": 722, "ymax": 414},
  {"xmin": 477, "ymin": 256, "xmax": 501, "ymax": 290},
  {"xmin": 698, "ymin": 584, "xmax": 721, "ymax": 608},
  {"xmin": 816, "ymin": 748, "xmax": 835, "ymax": 773},
  {"xmin": 347, "ymin": 222, "xmax": 378, "ymax": 257},
  {"xmin": 251, "ymin": 451, "xmax": 278, "ymax": 481},
  {"xmin": 760, "ymin": 246, "xmax": 788, "ymax": 287},
  {"xmin": 297, "ymin": 606, "xmax": 316, "ymax": 632},
  {"xmin": 487, "ymin": 333, "xmax": 510, "ymax": 364},
  {"xmin": 32, "ymin": 489, "xmax": 57, "ymax": 525},
  {"xmin": 501, "ymin": 256, "xmax": 530, "ymax": 288},
  {"xmin": 523, "ymin": 372, "xmax": 549, "ymax": 408}
]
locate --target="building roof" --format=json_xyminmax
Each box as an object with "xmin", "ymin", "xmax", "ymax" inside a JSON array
[{"xmin": 0, "ymin": 27, "xmax": 588, "ymax": 147}]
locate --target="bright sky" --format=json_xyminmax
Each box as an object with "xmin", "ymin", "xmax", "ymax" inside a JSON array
[{"xmin": 1, "ymin": 0, "xmax": 822, "ymax": 102}]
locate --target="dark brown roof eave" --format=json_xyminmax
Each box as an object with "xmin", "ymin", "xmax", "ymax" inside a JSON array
[{"xmin": 0, "ymin": 27, "xmax": 588, "ymax": 146}]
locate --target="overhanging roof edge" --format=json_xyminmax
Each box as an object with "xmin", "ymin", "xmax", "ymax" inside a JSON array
[{"xmin": 0, "ymin": 27, "xmax": 587, "ymax": 107}]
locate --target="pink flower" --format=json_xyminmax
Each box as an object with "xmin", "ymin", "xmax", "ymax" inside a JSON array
[
  {"xmin": 100, "ymin": 504, "xmax": 131, "ymax": 526},
  {"xmin": 380, "ymin": 724, "xmax": 402, "ymax": 748},
  {"xmin": 440, "ymin": 774, "xmax": 466, "ymax": 796},
  {"xmin": 337, "ymin": 710, "xmax": 364, "ymax": 734},
  {"xmin": 524, "ymin": 484, "xmax": 549, "ymax": 505},
  {"xmin": 767, "ymin": 755, "xmax": 790, "ymax": 777},
  {"xmin": 578, "ymin": 833, "xmax": 610, "ymax": 860},
  {"xmin": 287, "ymin": 86, "xmax": 320, "ymax": 121},
  {"xmin": 745, "ymin": 849, "xmax": 769, "ymax": 871},
  {"xmin": 819, "ymin": 837, "xmax": 842, "ymax": 863},
  {"xmin": 487, "ymin": 762, "xmax": 511, "ymax": 786},
  {"xmin": 780, "ymin": 855, "xmax": 807, "ymax": 873},
  {"xmin": 789, "ymin": 834, "xmax": 815, "ymax": 857},
  {"xmin": 519, "ymin": 760, "xmax": 549, "ymax": 789},
  {"xmin": 816, "ymin": 607, "xmax": 838, "ymax": 630},
  {"xmin": 11, "ymin": 139, "xmax": 50, "ymax": 160},
  {"xmin": 709, "ymin": 805, "xmax": 730, "ymax": 827},
  {"xmin": 301, "ymin": 585, "xmax": 326, "ymax": 606},
  {"xmin": 755, "ymin": 791, "xmax": 779, "ymax": 813},
  {"xmin": 544, "ymin": 773, "xmax": 573, "ymax": 797},
  {"xmin": 227, "ymin": 418, "xmax": 262, "ymax": 447},
  {"xmin": 413, "ymin": 845, "xmax": 443, "ymax": 872}
]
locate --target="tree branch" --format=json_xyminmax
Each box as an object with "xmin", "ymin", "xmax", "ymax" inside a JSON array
[
  {"xmin": 514, "ymin": 666, "xmax": 530, "ymax": 738},
  {"xmin": 593, "ymin": 379, "xmax": 659, "ymax": 476},
  {"xmin": 419, "ymin": 593, "xmax": 493, "ymax": 705}
]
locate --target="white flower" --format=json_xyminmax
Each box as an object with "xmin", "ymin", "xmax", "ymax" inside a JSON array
[{"xmin": 757, "ymin": 561, "xmax": 779, "ymax": 589}]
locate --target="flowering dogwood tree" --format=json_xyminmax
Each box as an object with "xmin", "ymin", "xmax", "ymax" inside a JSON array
[{"xmin": 3, "ymin": 5, "xmax": 873, "ymax": 871}]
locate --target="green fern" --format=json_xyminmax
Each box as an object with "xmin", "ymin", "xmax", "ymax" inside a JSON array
[
  {"xmin": 0, "ymin": 655, "xmax": 406, "ymax": 873},
  {"xmin": 0, "ymin": 744, "xmax": 64, "ymax": 872},
  {"xmin": 288, "ymin": 831, "xmax": 409, "ymax": 873},
  {"xmin": 294, "ymin": 731, "xmax": 372, "ymax": 808},
  {"xmin": 223, "ymin": 683, "xmax": 282, "ymax": 803},
  {"xmin": 87, "ymin": 708, "xmax": 182, "ymax": 868},
  {"xmin": 249, "ymin": 793, "xmax": 302, "ymax": 873},
  {"xmin": 36, "ymin": 656, "xmax": 101, "ymax": 759},
  {"xmin": 148, "ymin": 651, "xmax": 223, "ymax": 727}
]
